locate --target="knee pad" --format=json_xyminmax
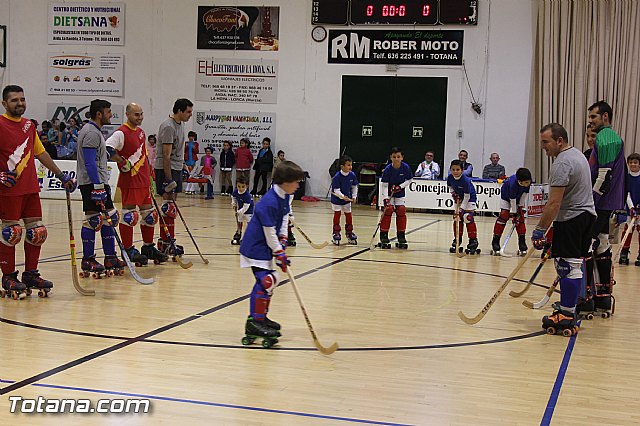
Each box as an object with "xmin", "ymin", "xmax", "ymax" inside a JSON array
[
  {"xmin": 25, "ymin": 221, "xmax": 47, "ymax": 246},
  {"xmin": 104, "ymin": 209, "xmax": 120, "ymax": 227},
  {"xmin": 1, "ymin": 222, "xmax": 23, "ymax": 247},
  {"xmin": 257, "ymin": 271, "xmax": 278, "ymax": 296},
  {"xmin": 496, "ymin": 209, "xmax": 509, "ymax": 225},
  {"xmin": 555, "ymin": 257, "xmax": 583, "ymax": 280},
  {"xmin": 463, "ymin": 211, "xmax": 475, "ymax": 224},
  {"xmin": 384, "ymin": 204, "xmax": 395, "ymax": 216},
  {"xmin": 594, "ymin": 233, "xmax": 610, "ymax": 255},
  {"xmin": 396, "ymin": 205, "xmax": 406, "ymax": 217},
  {"xmin": 120, "ymin": 209, "xmax": 140, "ymax": 227},
  {"xmin": 140, "ymin": 208, "xmax": 158, "ymax": 227},
  {"xmin": 161, "ymin": 201, "xmax": 177, "ymax": 219},
  {"xmin": 83, "ymin": 213, "xmax": 103, "ymax": 231}
]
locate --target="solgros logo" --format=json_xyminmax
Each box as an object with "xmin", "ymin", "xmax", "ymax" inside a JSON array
[{"xmin": 51, "ymin": 55, "xmax": 93, "ymax": 69}]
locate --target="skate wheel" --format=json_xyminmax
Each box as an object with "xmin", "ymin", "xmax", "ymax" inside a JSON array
[
  {"xmin": 562, "ymin": 328, "xmax": 573, "ymax": 337},
  {"xmin": 546, "ymin": 326, "xmax": 556, "ymax": 335},
  {"xmin": 602, "ymin": 312, "xmax": 611, "ymax": 318},
  {"xmin": 0, "ymin": 290, "xmax": 5, "ymax": 298},
  {"xmin": 154, "ymin": 259, "xmax": 161, "ymax": 265},
  {"xmin": 586, "ymin": 313, "xmax": 594, "ymax": 320},
  {"xmin": 38, "ymin": 289, "xmax": 48, "ymax": 298},
  {"xmin": 118, "ymin": 269, "xmax": 125, "ymax": 276},
  {"xmin": 458, "ymin": 247, "xmax": 464, "ymax": 253},
  {"xmin": 106, "ymin": 270, "xmax": 114, "ymax": 277},
  {"xmin": 241, "ymin": 336, "xmax": 254, "ymax": 346},
  {"xmin": 26, "ymin": 288, "xmax": 32, "ymax": 296},
  {"xmin": 262, "ymin": 339, "xmax": 274, "ymax": 348},
  {"xmin": 476, "ymin": 249, "xmax": 481, "ymax": 254},
  {"xmin": 11, "ymin": 291, "xmax": 19, "ymax": 300},
  {"xmin": 572, "ymin": 326, "xmax": 580, "ymax": 335}
]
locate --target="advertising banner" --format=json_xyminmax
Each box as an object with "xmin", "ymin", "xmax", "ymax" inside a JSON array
[
  {"xmin": 197, "ymin": 6, "xmax": 279, "ymax": 51},
  {"xmin": 193, "ymin": 111, "xmax": 276, "ymax": 155},
  {"xmin": 195, "ymin": 58, "xmax": 278, "ymax": 104},
  {"xmin": 526, "ymin": 184, "xmax": 550, "ymax": 217},
  {"xmin": 47, "ymin": 102, "xmax": 124, "ymax": 125},
  {"xmin": 48, "ymin": 2, "xmax": 125, "ymax": 45},
  {"xmin": 328, "ymin": 30, "xmax": 463, "ymax": 65},
  {"xmin": 36, "ymin": 159, "xmax": 119, "ymax": 200},
  {"xmin": 48, "ymin": 53, "xmax": 124, "ymax": 96}
]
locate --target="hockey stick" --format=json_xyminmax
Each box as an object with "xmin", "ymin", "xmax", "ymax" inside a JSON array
[
  {"xmin": 509, "ymin": 248, "xmax": 551, "ymax": 297},
  {"xmin": 289, "ymin": 219, "xmax": 328, "ymax": 249},
  {"xmin": 65, "ymin": 192, "xmax": 95, "ymax": 296},
  {"xmin": 99, "ymin": 202, "xmax": 154, "ymax": 285},
  {"xmin": 173, "ymin": 201, "xmax": 209, "ymax": 265},
  {"xmin": 498, "ymin": 223, "xmax": 516, "ymax": 257},
  {"xmin": 613, "ymin": 216, "xmax": 637, "ymax": 263},
  {"xmin": 454, "ymin": 202, "xmax": 466, "ymax": 258},
  {"xmin": 368, "ymin": 209, "xmax": 385, "ymax": 250},
  {"xmin": 150, "ymin": 194, "xmax": 193, "ymax": 269},
  {"xmin": 522, "ymin": 276, "xmax": 559, "ymax": 309},
  {"xmin": 286, "ymin": 267, "xmax": 339, "ymax": 355},
  {"xmin": 458, "ymin": 247, "xmax": 536, "ymax": 324}
]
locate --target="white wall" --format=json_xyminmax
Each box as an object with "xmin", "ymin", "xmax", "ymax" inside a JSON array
[{"xmin": 0, "ymin": 0, "xmax": 535, "ymax": 196}]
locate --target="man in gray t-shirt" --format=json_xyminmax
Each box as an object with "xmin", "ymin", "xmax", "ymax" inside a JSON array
[
  {"xmin": 153, "ymin": 98, "xmax": 193, "ymax": 256},
  {"xmin": 531, "ymin": 123, "xmax": 596, "ymax": 337}
]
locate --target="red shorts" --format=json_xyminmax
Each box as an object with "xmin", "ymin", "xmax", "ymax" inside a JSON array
[
  {"xmin": 0, "ymin": 193, "xmax": 43, "ymax": 221},
  {"xmin": 120, "ymin": 187, "xmax": 152, "ymax": 206}
]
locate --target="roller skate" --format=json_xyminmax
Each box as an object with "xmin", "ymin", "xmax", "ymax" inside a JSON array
[
  {"xmin": 231, "ymin": 231, "xmax": 242, "ymax": 245},
  {"xmin": 636, "ymin": 253, "xmax": 640, "ymax": 267},
  {"xmin": 575, "ymin": 297, "xmax": 596, "ymax": 320},
  {"xmin": 594, "ymin": 288, "xmax": 615, "ymax": 318},
  {"xmin": 517, "ymin": 235, "xmax": 528, "ymax": 256},
  {"xmin": 104, "ymin": 255, "xmax": 126, "ymax": 277},
  {"xmin": 125, "ymin": 246, "xmax": 148, "ymax": 267},
  {"xmin": 141, "ymin": 243, "xmax": 169, "ymax": 264},
  {"xmin": 465, "ymin": 238, "xmax": 481, "ymax": 255},
  {"xmin": 490, "ymin": 234, "xmax": 501, "ymax": 256},
  {"xmin": 449, "ymin": 238, "xmax": 463, "ymax": 253},
  {"xmin": 80, "ymin": 255, "xmax": 106, "ymax": 279},
  {"xmin": 22, "ymin": 270, "xmax": 53, "ymax": 298},
  {"xmin": 378, "ymin": 231, "xmax": 391, "ymax": 249},
  {"xmin": 347, "ymin": 231, "xmax": 358, "ymax": 245},
  {"xmin": 1, "ymin": 271, "xmax": 27, "ymax": 300},
  {"xmin": 241, "ymin": 316, "xmax": 281, "ymax": 348},
  {"xmin": 395, "ymin": 231, "xmax": 408, "ymax": 249},
  {"xmin": 264, "ymin": 316, "xmax": 281, "ymax": 331},
  {"xmin": 287, "ymin": 228, "xmax": 297, "ymax": 246},
  {"xmin": 542, "ymin": 308, "xmax": 579, "ymax": 337},
  {"xmin": 332, "ymin": 232, "xmax": 341, "ymax": 246},
  {"xmin": 158, "ymin": 238, "xmax": 184, "ymax": 262},
  {"xmin": 618, "ymin": 248, "xmax": 630, "ymax": 265}
]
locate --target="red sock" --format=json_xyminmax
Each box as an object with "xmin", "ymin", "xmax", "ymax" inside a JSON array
[
  {"xmin": 333, "ymin": 211, "xmax": 341, "ymax": 226},
  {"xmin": 141, "ymin": 224, "xmax": 155, "ymax": 245},
  {"xmin": 0, "ymin": 244, "xmax": 16, "ymax": 274},
  {"xmin": 24, "ymin": 242, "xmax": 41, "ymax": 271},
  {"xmin": 119, "ymin": 223, "xmax": 134, "ymax": 249},
  {"xmin": 345, "ymin": 212, "xmax": 353, "ymax": 226},
  {"xmin": 466, "ymin": 222, "xmax": 478, "ymax": 239}
]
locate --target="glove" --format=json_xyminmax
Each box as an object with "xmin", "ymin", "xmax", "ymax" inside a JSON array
[
  {"xmin": 451, "ymin": 191, "xmax": 461, "ymax": 204},
  {"xmin": 91, "ymin": 184, "xmax": 107, "ymax": 202},
  {"xmin": 631, "ymin": 205, "xmax": 638, "ymax": 218},
  {"xmin": 531, "ymin": 227, "xmax": 547, "ymax": 250},
  {"xmin": 0, "ymin": 170, "xmax": 17, "ymax": 188},
  {"xmin": 279, "ymin": 235, "xmax": 288, "ymax": 250},
  {"xmin": 616, "ymin": 212, "xmax": 627, "ymax": 225},
  {"xmin": 162, "ymin": 180, "xmax": 177, "ymax": 194},
  {"xmin": 273, "ymin": 249, "xmax": 290, "ymax": 272},
  {"xmin": 56, "ymin": 172, "xmax": 77, "ymax": 193},
  {"xmin": 118, "ymin": 158, "xmax": 132, "ymax": 173},
  {"xmin": 390, "ymin": 184, "xmax": 402, "ymax": 195},
  {"xmin": 383, "ymin": 198, "xmax": 390, "ymax": 207}
]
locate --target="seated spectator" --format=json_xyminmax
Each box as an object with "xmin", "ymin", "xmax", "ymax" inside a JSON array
[
  {"xmin": 40, "ymin": 132, "xmax": 57, "ymax": 159},
  {"xmin": 482, "ymin": 153, "xmax": 506, "ymax": 180},
  {"xmin": 451, "ymin": 150, "xmax": 473, "ymax": 177},
  {"xmin": 415, "ymin": 151, "xmax": 440, "ymax": 179}
]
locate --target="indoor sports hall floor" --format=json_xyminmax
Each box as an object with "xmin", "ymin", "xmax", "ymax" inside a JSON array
[{"xmin": 0, "ymin": 196, "xmax": 638, "ymax": 425}]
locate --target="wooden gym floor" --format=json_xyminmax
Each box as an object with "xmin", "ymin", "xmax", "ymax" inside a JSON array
[{"xmin": 0, "ymin": 196, "xmax": 638, "ymax": 425}]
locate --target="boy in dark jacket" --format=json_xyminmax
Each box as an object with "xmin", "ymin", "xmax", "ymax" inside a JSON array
[{"xmin": 220, "ymin": 140, "xmax": 235, "ymax": 195}]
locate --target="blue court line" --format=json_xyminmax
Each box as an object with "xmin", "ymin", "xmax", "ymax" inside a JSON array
[
  {"xmin": 0, "ymin": 379, "xmax": 411, "ymax": 425},
  {"xmin": 540, "ymin": 320, "xmax": 581, "ymax": 425}
]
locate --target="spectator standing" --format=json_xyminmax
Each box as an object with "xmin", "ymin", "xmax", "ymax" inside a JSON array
[
  {"xmin": 235, "ymin": 137, "xmax": 254, "ymax": 183},
  {"xmin": 146, "ymin": 134, "xmax": 157, "ymax": 167},
  {"xmin": 251, "ymin": 137, "xmax": 274, "ymax": 196},
  {"xmin": 219, "ymin": 140, "xmax": 236, "ymax": 195},
  {"xmin": 184, "ymin": 131, "xmax": 199, "ymax": 169}
]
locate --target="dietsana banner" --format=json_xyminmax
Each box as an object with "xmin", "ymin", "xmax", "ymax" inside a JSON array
[
  {"xmin": 197, "ymin": 6, "xmax": 279, "ymax": 51},
  {"xmin": 328, "ymin": 30, "xmax": 463, "ymax": 65}
]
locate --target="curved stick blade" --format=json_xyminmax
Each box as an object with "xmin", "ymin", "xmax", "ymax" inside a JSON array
[
  {"xmin": 176, "ymin": 256, "xmax": 194, "ymax": 269},
  {"xmin": 316, "ymin": 341, "xmax": 339, "ymax": 355},
  {"xmin": 509, "ymin": 282, "xmax": 532, "ymax": 298},
  {"xmin": 458, "ymin": 310, "xmax": 481, "ymax": 325}
]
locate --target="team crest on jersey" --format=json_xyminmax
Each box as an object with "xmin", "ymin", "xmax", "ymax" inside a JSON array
[{"xmin": 23, "ymin": 120, "xmax": 32, "ymax": 133}]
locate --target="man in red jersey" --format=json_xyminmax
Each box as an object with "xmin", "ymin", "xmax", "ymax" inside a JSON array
[
  {"xmin": 0, "ymin": 85, "xmax": 76, "ymax": 299},
  {"xmin": 106, "ymin": 103, "xmax": 168, "ymax": 265}
]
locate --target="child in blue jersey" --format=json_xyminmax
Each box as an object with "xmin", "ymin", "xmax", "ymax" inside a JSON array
[
  {"xmin": 231, "ymin": 174, "xmax": 254, "ymax": 245},
  {"xmin": 619, "ymin": 153, "xmax": 640, "ymax": 265},
  {"xmin": 447, "ymin": 159, "xmax": 480, "ymax": 254},
  {"xmin": 491, "ymin": 168, "xmax": 532, "ymax": 256},
  {"xmin": 239, "ymin": 160, "xmax": 305, "ymax": 343},
  {"xmin": 379, "ymin": 147, "xmax": 412, "ymax": 249},
  {"xmin": 331, "ymin": 155, "xmax": 359, "ymax": 245}
]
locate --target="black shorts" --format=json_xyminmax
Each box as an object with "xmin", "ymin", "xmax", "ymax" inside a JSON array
[
  {"xmin": 552, "ymin": 211, "xmax": 596, "ymax": 259},
  {"xmin": 79, "ymin": 184, "xmax": 114, "ymax": 213},
  {"xmin": 154, "ymin": 169, "xmax": 183, "ymax": 195},
  {"xmin": 592, "ymin": 210, "xmax": 612, "ymax": 237}
]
